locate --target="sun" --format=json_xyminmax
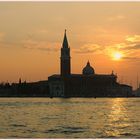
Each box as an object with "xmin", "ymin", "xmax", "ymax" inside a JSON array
[{"xmin": 112, "ymin": 52, "xmax": 123, "ymax": 60}]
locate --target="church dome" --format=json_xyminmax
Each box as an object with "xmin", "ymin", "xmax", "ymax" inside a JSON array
[{"xmin": 82, "ymin": 61, "xmax": 95, "ymax": 75}]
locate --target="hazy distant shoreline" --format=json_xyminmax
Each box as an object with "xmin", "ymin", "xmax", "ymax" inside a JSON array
[{"xmin": 0, "ymin": 96, "xmax": 139, "ymax": 98}]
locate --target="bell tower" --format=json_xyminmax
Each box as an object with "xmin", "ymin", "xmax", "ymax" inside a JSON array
[{"xmin": 60, "ymin": 30, "xmax": 71, "ymax": 77}]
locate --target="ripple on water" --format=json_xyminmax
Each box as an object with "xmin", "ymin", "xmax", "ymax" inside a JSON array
[
  {"xmin": 120, "ymin": 132, "xmax": 140, "ymax": 138},
  {"xmin": 41, "ymin": 115, "xmax": 60, "ymax": 120},
  {"xmin": 10, "ymin": 124, "xmax": 26, "ymax": 127},
  {"xmin": 0, "ymin": 98, "xmax": 140, "ymax": 138},
  {"xmin": 45, "ymin": 126, "xmax": 88, "ymax": 134}
]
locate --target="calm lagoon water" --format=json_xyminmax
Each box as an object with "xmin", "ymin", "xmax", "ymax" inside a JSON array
[{"xmin": 0, "ymin": 98, "xmax": 140, "ymax": 138}]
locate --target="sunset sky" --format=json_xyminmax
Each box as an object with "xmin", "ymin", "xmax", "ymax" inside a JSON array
[{"xmin": 0, "ymin": 2, "xmax": 140, "ymax": 89}]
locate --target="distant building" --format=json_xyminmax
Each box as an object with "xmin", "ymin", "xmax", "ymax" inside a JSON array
[
  {"xmin": 0, "ymin": 30, "xmax": 132, "ymax": 97},
  {"xmin": 48, "ymin": 30, "xmax": 132, "ymax": 97},
  {"xmin": 133, "ymin": 84, "xmax": 140, "ymax": 96}
]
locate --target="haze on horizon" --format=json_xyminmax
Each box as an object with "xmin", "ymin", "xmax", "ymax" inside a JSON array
[{"xmin": 0, "ymin": 2, "xmax": 140, "ymax": 89}]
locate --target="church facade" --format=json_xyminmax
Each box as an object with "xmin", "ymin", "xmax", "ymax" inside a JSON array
[{"xmin": 48, "ymin": 31, "xmax": 132, "ymax": 97}]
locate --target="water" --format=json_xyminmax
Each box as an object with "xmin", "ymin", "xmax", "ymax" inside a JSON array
[{"xmin": 0, "ymin": 98, "xmax": 140, "ymax": 138}]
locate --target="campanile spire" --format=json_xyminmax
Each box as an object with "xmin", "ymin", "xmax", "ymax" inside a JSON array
[
  {"xmin": 62, "ymin": 29, "xmax": 69, "ymax": 48},
  {"xmin": 60, "ymin": 30, "xmax": 71, "ymax": 76}
]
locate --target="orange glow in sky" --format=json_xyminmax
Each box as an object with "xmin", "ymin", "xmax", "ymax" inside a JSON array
[{"xmin": 0, "ymin": 2, "xmax": 140, "ymax": 89}]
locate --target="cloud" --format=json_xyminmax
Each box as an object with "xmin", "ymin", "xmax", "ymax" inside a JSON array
[
  {"xmin": 118, "ymin": 35, "xmax": 140, "ymax": 52},
  {"xmin": 0, "ymin": 32, "xmax": 5, "ymax": 42},
  {"xmin": 22, "ymin": 38, "xmax": 59, "ymax": 53},
  {"xmin": 74, "ymin": 34, "xmax": 140, "ymax": 62},
  {"xmin": 111, "ymin": 35, "xmax": 140, "ymax": 51},
  {"xmin": 121, "ymin": 44, "xmax": 140, "ymax": 51},
  {"xmin": 121, "ymin": 55, "xmax": 140, "ymax": 62},
  {"xmin": 104, "ymin": 34, "xmax": 140, "ymax": 61},
  {"xmin": 126, "ymin": 35, "xmax": 140, "ymax": 43},
  {"xmin": 108, "ymin": 15, "xmax": 125, "ymax": 21},
  {"xmin": 74, "ymin": 34, "xmax": 140, "ymax": 60},
  {"xmin": 0, "ymin": 32, "xmax": 18, "ymax": 48},
  {"xmin": 122, "ymin": 56, "xmax": 139, "ymax": 60},
  {"xmin": 37, "ymin": 29, "xmax": 48, "ymax": 34},
  {"xmin": 74, "ymin": 43, "xmax": 104, "ymax": 54}
]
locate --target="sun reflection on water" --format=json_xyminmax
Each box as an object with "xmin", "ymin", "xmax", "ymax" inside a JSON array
[{"xmin": 105, "ymin": 98, "xmax": 130, "ymax": 137}]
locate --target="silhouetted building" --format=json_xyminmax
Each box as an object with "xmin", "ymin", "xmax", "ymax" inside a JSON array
[
  {"xmin": 133, "ymin": 84, "xmax": 140, "ymax": 97},
  {"xmin": 48, "ymin": 30, "xmax": 132, "ymax": 97},
  {"xmin": 0, "ymin": 30, "xmax": 132, "ymax": 97}
]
